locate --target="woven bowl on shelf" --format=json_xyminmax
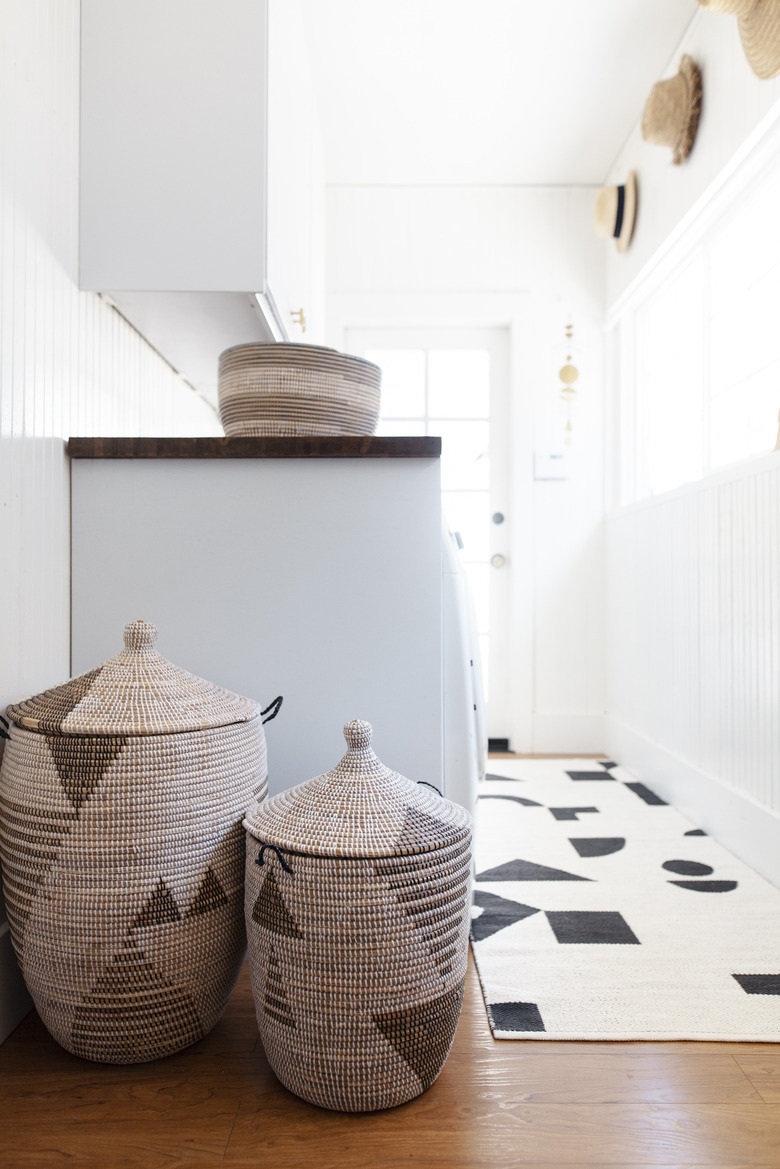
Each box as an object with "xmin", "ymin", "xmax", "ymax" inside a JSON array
[
  {"xmin": 0, "ymin": 620, "xmax": 278, "ymax": 1063},
  {"xmin": 217, "ymin": 342, "xmax": 381, "ymax": 437},
  {"xmin": 243, "ymin": 719, "xmax": 473, "ymax": 1112}
]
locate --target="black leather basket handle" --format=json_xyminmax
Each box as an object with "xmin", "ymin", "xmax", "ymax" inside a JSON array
[
  {"xmin": 255, "ymin": 843, "xmax": 293, "ymax": 873},
  {"xmin": 261, "ymin": 696, "xmax": 283, "ymax": 725}
]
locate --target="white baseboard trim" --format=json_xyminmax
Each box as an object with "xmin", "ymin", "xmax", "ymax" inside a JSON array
[
  {"xmin": 0, "ymin": 925, "xmax": 31, "ymax": 1044},
  {"xmin": 532, "ymin": 713, "xmax": 605, "ymax": 755},
  {"xmin": 605, "ymin": 716, "xmax": 780, "ymax": 890}
]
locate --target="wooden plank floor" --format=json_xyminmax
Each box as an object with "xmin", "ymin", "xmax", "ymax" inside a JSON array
[{"xmin": 1, "ymin": 953, "xmax": 779, "ymax": 1168}]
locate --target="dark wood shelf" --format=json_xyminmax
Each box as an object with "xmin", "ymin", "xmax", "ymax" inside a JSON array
[{"xmin": 66, "ymin": 436, "xmax": 441, "ymax": 459}]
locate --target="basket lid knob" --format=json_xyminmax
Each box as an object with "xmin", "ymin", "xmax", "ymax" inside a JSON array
[
  {"xmin": 343, "ymin": 718, "xmax": 372, "ymax": 750},
  {"xmin": 123, "ymin": 620, "xmax": 158, "ymax": 651}
]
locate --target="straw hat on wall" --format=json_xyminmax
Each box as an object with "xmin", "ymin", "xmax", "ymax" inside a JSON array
[
  {"xmin": 593, "ymin": 172, "xmax": 637, "ymax": 253},
  {"xmin": 641, "ymin": 55, "xmax": 703, "ymax": 165},
  {"xmin": 697, "ymin": 0, "xmax": 780, "ymax": 80}
]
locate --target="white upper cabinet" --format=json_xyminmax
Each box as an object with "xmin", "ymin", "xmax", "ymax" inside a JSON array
[{"xmin": 79, "ymin": 0, "xmax": 323, "ymax": 402}]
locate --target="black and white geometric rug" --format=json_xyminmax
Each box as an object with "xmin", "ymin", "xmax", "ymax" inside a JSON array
[{"xmin": 471, "ymin": 759, "xmax": 780, "ymax": 1040}]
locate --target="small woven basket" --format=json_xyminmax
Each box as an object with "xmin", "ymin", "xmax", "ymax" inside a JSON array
[
  {"xmin": 0, "ymin": 620, "xmax": 278, "ymax": 1063},
  {"xmin": 217, "ymin": 343, "xmax": 381, "ymax": 437},
  {"xmin": 243, "ymin": 719, "xmax": 472, "ymax": 1112}
]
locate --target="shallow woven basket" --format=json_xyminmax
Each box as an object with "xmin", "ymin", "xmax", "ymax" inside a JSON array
[
  {"xmin": 0, "ymin": 620, "xmax": 276, "ymax": 1063},
  {"xmin": 217, "ymin": 343, "xmax": 381, "ymax": 437},
  {"xmin": 243, "ymin": 719, "xmax": 473, "ymax": 1112}
]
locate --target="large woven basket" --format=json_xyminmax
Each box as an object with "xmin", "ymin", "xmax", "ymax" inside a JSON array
[
  {"xmin": 0, "ymin": 620, "xmax": 276, "ymax": 1063},
  {"xmin": 243, "ymin": 719, "xmax": 472, "ymax": 1112},
  {"xmin": 217, "ymin": 342, "xmax": 381, "ymax": 437}
]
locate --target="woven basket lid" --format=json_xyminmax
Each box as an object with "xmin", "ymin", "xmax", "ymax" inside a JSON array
[
  {"xmin": 244, "ymin": 719, "xmax": 471, "ymax": 859},
  {"xmin": 6, "ymin": 620, "xmax": 262, "ymax": 736}
]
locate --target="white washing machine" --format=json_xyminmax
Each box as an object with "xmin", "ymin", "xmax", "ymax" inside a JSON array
[{"xmin": 441, "ymin": 519, "xmax": 486, "ymax": 813}]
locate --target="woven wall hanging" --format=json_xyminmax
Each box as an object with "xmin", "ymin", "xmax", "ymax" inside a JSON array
[
  {"xmin": 243, "ymin": 719, "xmax": 473, "ymax": 1112},
  {"xmin": 0, "ymin": 620, "xmax": 279, "ymax": 1063}
]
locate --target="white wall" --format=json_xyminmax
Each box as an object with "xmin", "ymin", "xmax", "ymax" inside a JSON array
[
  {"xmin": 606, "ymin": 6, "xmax": 780, "ymax": 312},
  {"xmin": 604, "ymin": 7, "xmax": 780, "ymax": 884},
  {"xmin": 0, "ymin": 0, "xmax": 220, "ymax": 1042},
  {"xmin": 326, "ymin": 186, "xmax": 606, "ymax": 754}
]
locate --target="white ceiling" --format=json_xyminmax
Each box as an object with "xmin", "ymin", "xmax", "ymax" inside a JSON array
[{"xmin": 300, "ymin": 0, "xmax": 698, "ymax": 186}]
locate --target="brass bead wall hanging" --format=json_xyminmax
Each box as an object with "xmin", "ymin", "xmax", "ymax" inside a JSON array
[{"xmin": 559, "ymin": 322, "xmax": 579, "ymax": 445}]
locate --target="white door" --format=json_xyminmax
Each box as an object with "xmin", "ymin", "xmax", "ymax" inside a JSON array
[{"xmin": 346, "ymin": 327, "xmax": 510, "ymax": 741}]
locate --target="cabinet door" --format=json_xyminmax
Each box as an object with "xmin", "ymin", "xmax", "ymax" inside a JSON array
[
  {"xmin": 71, "ymin": 457, "xmax": 443, "ymax": 794},
  {"xmin": 80, "ymin": 0, "xmax": 268, "ymax": 293}
]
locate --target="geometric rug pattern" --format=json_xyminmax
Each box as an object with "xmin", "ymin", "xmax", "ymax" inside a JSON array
[{"xmin": 471, "ymin": 759, "xmax": 780, "ymax": 1040}]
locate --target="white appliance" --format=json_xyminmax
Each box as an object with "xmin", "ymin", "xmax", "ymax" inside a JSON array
[{"xmin": 441, "ymin": 520, "xmax": 486, "ymax": 813}]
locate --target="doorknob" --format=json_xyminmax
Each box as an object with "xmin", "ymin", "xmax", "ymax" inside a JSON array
[{"xmin": 491, "ymin": 553, "xmax": 506, "ymax": 568}]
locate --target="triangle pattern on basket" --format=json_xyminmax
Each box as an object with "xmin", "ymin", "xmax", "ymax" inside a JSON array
[
  {"xmin": 375, "ymin": 853, "xmax": 469, "ymax": 980},
  {"xmin": 186, "ymin": 866, "xmax": 229, "ymax": 919},
  {"xmin": 252, "ymin": 870, "xmax": 303, "ymax": 939},
  {"xmin": 0, "ymin": 789, "xmax": 79, "ymax": 942},
  {"xmin": 71, "ymin": 940, "xmax": 204, "ymax": 1061},
  {"xmin": 394, "ymin": 805, "xmax": 460, "ymax": 853},
  {"xmin": 10, "ymin": 666, "xmax": 104, "ymax": 734},
  {"xmin": 374, "ymin": 978, "xmax": 466, "ymax": 1090},
  {"xmin": 263, "ymin": 944, "xmax": 297, "ymax": 1030},
  {"xmin": 49, "ymin": 732, "xmax": 127, "ymax": 813},
  {"xmin": 132, "ymin": 877, "xmax": 182, "ymax": 929}
]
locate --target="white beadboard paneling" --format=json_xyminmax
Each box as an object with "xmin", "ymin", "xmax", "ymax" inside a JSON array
[
  {"xmin": 606, "ymin": 715, "xmax": 780, "ymax": 889},
  {"xmin": 0, "ymin": 0, "xmax": 221, "ymax": 1042},
  {"xmin": 606, "ymin": 455, "xmax": 780, "ymax": 876}
]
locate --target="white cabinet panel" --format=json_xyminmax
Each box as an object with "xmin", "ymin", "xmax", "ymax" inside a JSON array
[
  {"xmin": 79, "ymin": 0, "xmax": 325, "ymax": 401},
  {"xmin": 71, "ymin": 457, "xmax": 443, "ymax": 794},
  {"xmin": 80, "ymin": 0, "xmax": 268, "ymax": 293}
]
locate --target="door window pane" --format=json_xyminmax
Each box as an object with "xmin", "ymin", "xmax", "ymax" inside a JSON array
[
  {"xmin": 434, "ymin": 420, "xmax": 490, "ymax": 490},
  {"xmin": 428, "ymin": 350, "xmax": 489, "ymax": 418},
  {"xmin": 374, "ymin": 417, "xmax": 427, "ymax": 437},
  {"xmin": 364, "ymin": 349, "xmax": 425, "ymax": 418}
]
